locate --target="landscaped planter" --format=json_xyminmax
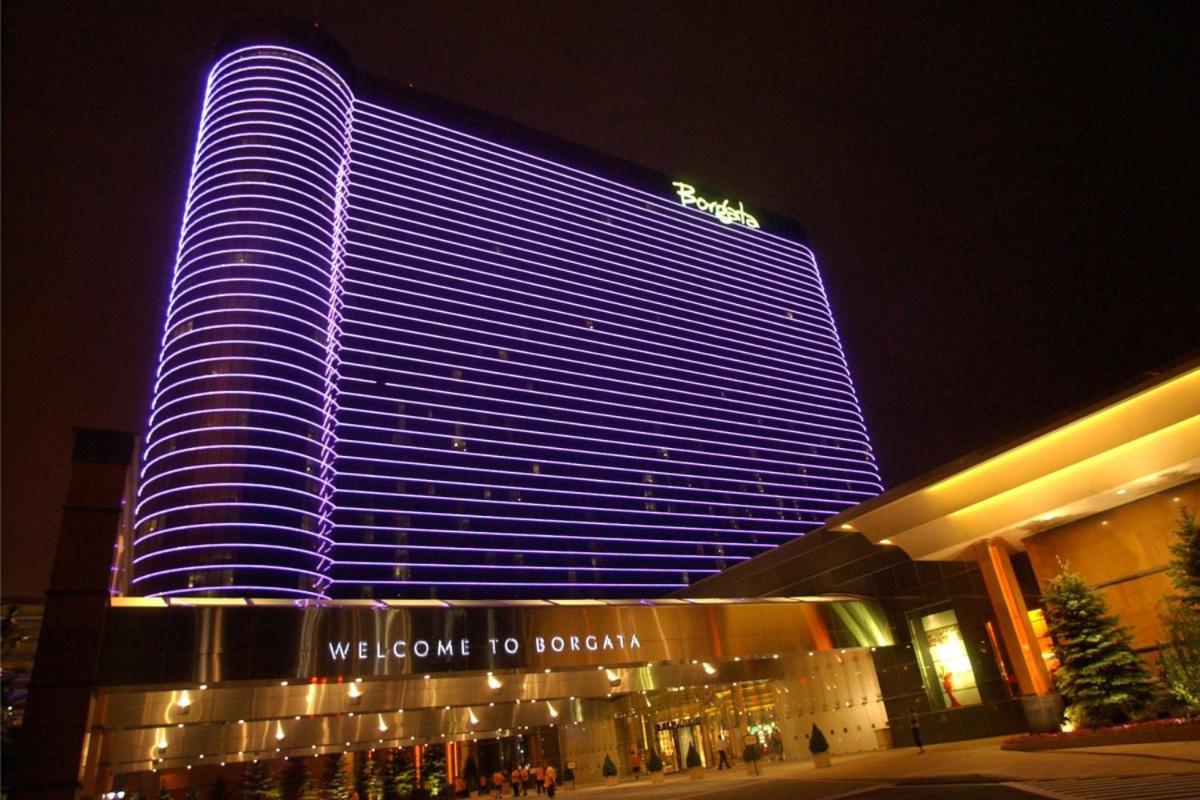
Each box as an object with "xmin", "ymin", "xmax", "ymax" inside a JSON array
[
  {"xmin": 603, "ymin": 776, "xmax": 617, "ymax": 786},
  {"xmin": 1002, "ymin": 718, "xmax": 1200, "ymax": 752},
  {"xmin": 650, "ymin": 772, "xmax": 664, "ymax": 784},
  {"xmin": 811, "ymin": 751, "xmax": 832, "ymax": 768},
  {"xmin": 688, "ymin": 767, "xmax": 704, "ymax": 780}
]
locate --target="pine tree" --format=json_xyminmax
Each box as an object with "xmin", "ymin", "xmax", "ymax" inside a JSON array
[
  {"xmin": 421, "ymin": 745, "xmax": 447, "ymax": 797},
  {"xmin": 1160, "ymin": 506, "xmax": 1200, "ymax": 711},
  {"xmin": 243, "ymin": 761, "xmax": 281, "ymax": 800},
  {"xmin": 282, "ymin": 758, "xmax": 309, "ymax": 800},
  {"xmin": 1043, "ymin": 563, "xmax": 1155, "ymax": 727},
  {"xmin": 1168, "ymin": 507, "xmax": 1200, "ymax": 610},
  {"xmin": 684, "ymin": 743, "xmax": 701, "ymax": 769},
  {"xmin": 323, "ymin": 754, "xmax": 351, "ymax": 800},
  {"xmin": 601, "ymin": 754, "xmax": 617, "ymax": 777},
  {"xmin": 808, "ymin": 723, "xmax": 829, "ymax": 754},
  {"xmin": 358, "ymin": 755, "xmax": 382, "ymax": 800},
  {"xmin": 382, "ymin": 749, "xmax": 414, "ymax": 800}
]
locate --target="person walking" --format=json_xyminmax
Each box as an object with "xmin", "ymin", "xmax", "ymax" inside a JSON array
[
  {"xmin": 717, "ymin": 732, "xmax": 731, "ymax": 769},
  {"xmin": 908, "ymin": 705, "xmax": 925, "ymax": 754},
  {"xmin": 533, "ymin": 764, "xmax": 544, "ymax": 795},
  {"xmin": 520, "ymin": 764, "xmax": 530, "ymax": 796},
  {"xmin": 543, "ymin": 764, "xmax": 557, "ymax": 799},
  {"xmin": 510, "ymin": 766, "xmax": 521, "ymax": 797},
  {"xmin": 629, "ymin": 749, "xmax": 642, "ymax": 779}
]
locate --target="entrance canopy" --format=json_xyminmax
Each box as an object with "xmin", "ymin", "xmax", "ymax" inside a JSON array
[
  {"xmin": 828, "ymin": 362, "xmax": 1200, "ymax": 561},
  {"xmin": 97, "ymin": 596, "xmax": 889, "ymax": 774}
]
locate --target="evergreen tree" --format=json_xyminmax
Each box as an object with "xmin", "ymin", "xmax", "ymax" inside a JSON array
[
  {"xmin": 421, "ymin": 745, "xmax": 447, "ymax": 797},
  {"xmin": 382, "ymin": 749, "xmax": 414, "ymax": 800},
  {"xmin": 359, "ymin": 755, "xmax": 383, "ymax": 800},
  {"xmin": 209, "ymin": 776, "xmax": 228, "ymax": 800},
  {"xmin": 808, "ymin": 724, "xmax": 829, "ymax": 754},
  {"xmin": 646, "ymin": 750, "xmax": 663, "ymax": 773},
  {"xmin": 323, "ymin": 755, "xmax": 351, "ymax": 800},
  {"xmin": 1168, "ymin": 507, "xmax": 1200, "ymax": 610},
  {"xmin": 282, "ymin": 758, "xmax": 309, "ymax": 800},
  {"xmin": 1160, "ymin": 506, "xmax": 1200, "ymax": 711},
  {"xmin": 243, "ymin": 761, "xmax": 281, "ymax": 800},
  {"xmin": 1043, "ymin": 563, "xmax": 1155, "ymax": 727},
  {"xmin": 601, "ymin": 754, "xmax": 617, "ymax": 777},
  {"xmin": 684, "ymin": 743, "xmax": 701, "ymax": 769}
]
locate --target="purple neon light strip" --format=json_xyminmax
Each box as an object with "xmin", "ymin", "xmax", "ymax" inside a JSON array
[
  {"xmin": 353, "ymin": 104, "xmax": 823, "ymax": 294},
  {"xmin": 149, "ymin": 585, "xmax": 328, "ymax": 599},
  {"xmin": 139, "ymin": 50, "xmax": 350, "ymax": 599},
  {"xmin": 136, "ymin": 45, "xmax": 878, "ymax": 597},
  {"xmin": 330, "ymin": 580, "xmax": 688, "ymax": 588},
  {"xmin": 134, "ymin": 542, "xmax": 334, "ymax": 567},
  {"xmin": 344, "ymin": 151, "xmax": 837, "ymax": 337},
  {"xmin": 339, "ymin": 252, "xmax": 844, "ymax": 396},
  {"xmin": 324, "ymin": 473, "xmax": 851, "ymax": 517},
  {"xmin": 353, "ymin": 103, "xmax": 822, "ymax": 285},
  {"xmin": 340, "ymin": 308, "xmax": 863, "ymax": 428},
  {"xmin": 333, "ymin": 541, "xmax": 747, "ymax": 561},
  {"xmin": 147, "ymin": 388, "xmax": 331, "ymax": 443},
  {"xmin": 342, "ymin": 163, "xmax": 843, "ymax": 356},
  {"xmin": 340, "ymin": 240, "xmax": 851, "ymax": 399},
  {"xmin": 342, "ymin": 132, "xmax": 838, "ymax": 331},
  {"xmin": 336, "ymin": 385, "xmax": 880, "ymax": 479},
  {"xmin": 171, "ymin": 251, "xmax": 333, "ymax": 294},
  {"xmin": 335, "ymin": 355, "xmax": 876, "ymax": 467},
  {"xmin": 142, "ymin": 399, "xmax": 869, "ymax": 491},
  {"xmin": 340, "ymin": 179, "xmax": 841, "ymax": 360},
  {"xmin": 345, "ymin": 100, "xmax": 873, "ymax": 438},
  {"xmin": 132, "ymin": 562, "xmax": 326, "ymax": 585},
  {"xmin": 331, "ymin": 527, "xmax": 780, "ymax": 551},
  {"xmin": 134, "ymin": 519, "xmax": 329, "ymax": 549}
]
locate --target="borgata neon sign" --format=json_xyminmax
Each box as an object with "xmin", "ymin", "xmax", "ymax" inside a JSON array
[{"xmin": 672, "ymin": 182, "xmax": 760, "ymax": 229}]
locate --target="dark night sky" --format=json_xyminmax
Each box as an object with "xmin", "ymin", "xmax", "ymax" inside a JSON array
[{"xmin": 3, "ymin": 2, "xmax": 1197, "ymax": 598}]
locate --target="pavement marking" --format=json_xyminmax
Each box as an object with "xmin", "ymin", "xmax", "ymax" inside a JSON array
[
  {"xmin": 813, "ymin": 785, "xmax": 894, "ymax": 799},
  {"xmin": 1014, "ymin": 773, "xmax": 1200, "ymax": 799}
]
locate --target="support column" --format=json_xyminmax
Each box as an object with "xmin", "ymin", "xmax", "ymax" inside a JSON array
[
  {"xmin": 13, "ymin": 429, "xmax": 135, "ymax": 800},
  {"xmin": 973, "ymin": 539, "xmax": 1052, "ymax": 696}
]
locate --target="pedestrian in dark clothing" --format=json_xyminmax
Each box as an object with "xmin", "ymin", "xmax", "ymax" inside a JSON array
[{"xmin": 909, "ymin": 706, "xmax": 925, "ymax": 753}]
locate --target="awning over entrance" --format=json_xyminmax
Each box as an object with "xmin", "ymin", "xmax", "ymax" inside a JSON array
[{"xmin": 827, "ymin": 362, "xmax": 1200, "ymax": 561}]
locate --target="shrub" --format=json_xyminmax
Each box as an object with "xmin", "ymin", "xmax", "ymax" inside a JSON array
[
  {"xmin": 685, "ymin": 743, "xmax": 702, "ymax": 769},
  {"xmin": 646, "ymin": 750, "xmax": 663, "ymax": 773},
  {"xmin": 601, "ymin": 754, "xmax": 617, "ymax": 777},
  {"xmin": 1043, "ymin": 563, "xmax": 1155, "ymax": 727},
  {"xmin": 808, "ymin": 724, "xmax": 829, "ymax": 754},
  {"xmin": 742, "ymin": 743, "xmax": 761, "ymax": 762}
]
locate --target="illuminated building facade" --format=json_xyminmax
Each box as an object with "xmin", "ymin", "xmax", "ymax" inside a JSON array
[{"xmin": 132, "ymin": 30, "xmax": 880, "ymax": 599}]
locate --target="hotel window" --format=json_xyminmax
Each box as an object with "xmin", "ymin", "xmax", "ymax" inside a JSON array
[{"xmin": 908, "ymin": 608, "xmax": 982, "ymax": 710}]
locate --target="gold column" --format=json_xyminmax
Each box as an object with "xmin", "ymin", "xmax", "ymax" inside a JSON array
[{"xmin": 973, "ymin": 538, "xmax": 1052, "ymax": 696}]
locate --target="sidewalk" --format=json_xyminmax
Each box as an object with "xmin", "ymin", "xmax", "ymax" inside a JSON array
[
  {"xmin": 805, "ymin": 736, "xmax": 1200, "ymax": 782},
  {"xmin": 565, "ymin": 737, "xmax": 1200, "ymax": 794}
]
